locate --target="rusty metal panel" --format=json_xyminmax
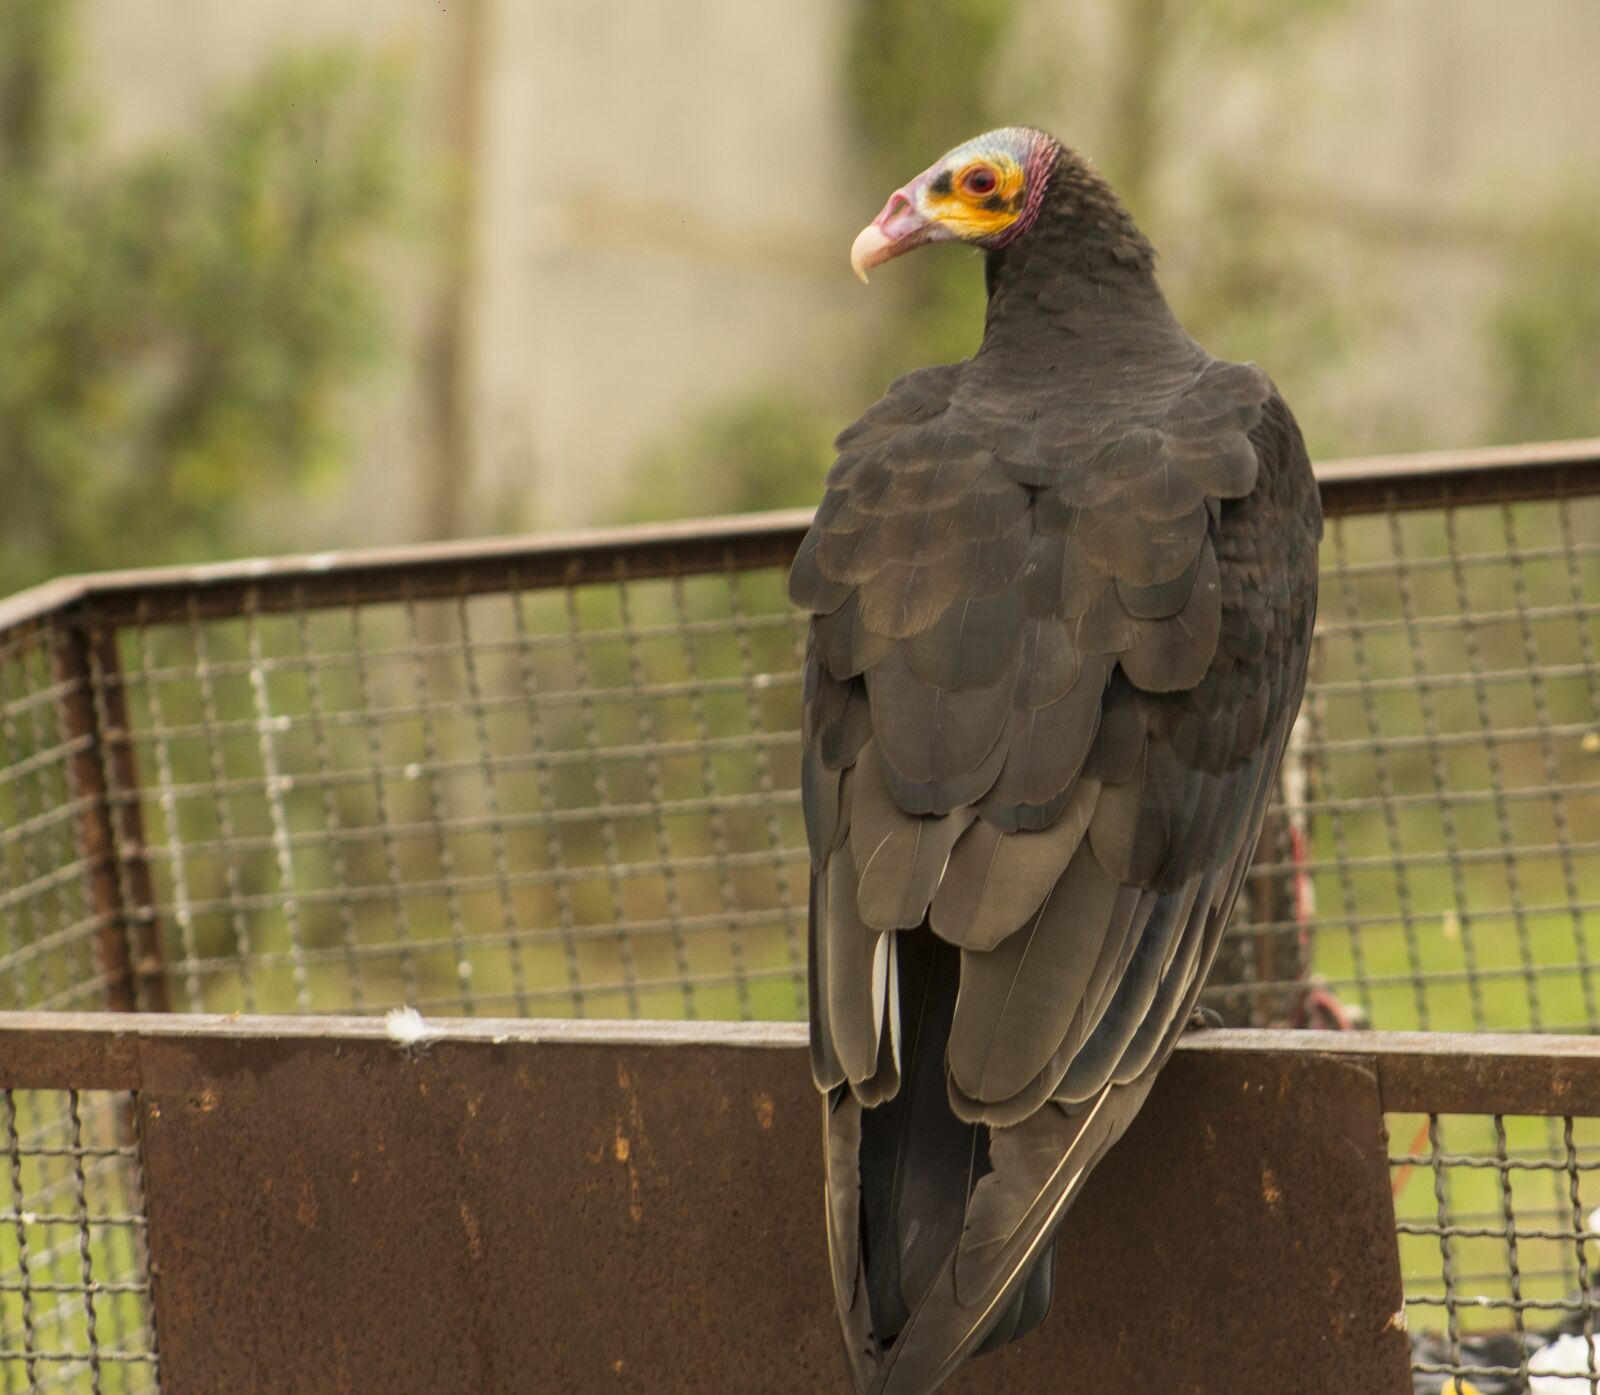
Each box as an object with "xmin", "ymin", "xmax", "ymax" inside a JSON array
[
  {"xmin": 1034, "ymin": 1045, "xmax": 1412, "ymax": 1394},
  {"xmin": 1184, "ymin": 1028, "xmax": 1600, "ymax": 1117},
  {"xmin": 120, "ymin": 1025, "xmax": 1408, "ymax": 1394}
]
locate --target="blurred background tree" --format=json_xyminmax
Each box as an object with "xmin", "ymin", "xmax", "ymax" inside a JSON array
[
  {"xmin": 1489, "ymin": 202, "xmax": 1600, "ymax": 445},
  {"xmin": 625, "ymin": 395, "xmax": 835, "ymax": 520},
  {"xmin": 0, "ymin": 0, "xmax": 401, "ymax": 597},
  {"xmin": 3, "ymin": 0, "xmax": 1597, "ymax": 561},
  {"xmin": 615, "ymin": 0, "xmax": 1022, "ymax": 520}
]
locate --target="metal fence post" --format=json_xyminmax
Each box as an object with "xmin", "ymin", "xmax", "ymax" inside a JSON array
[{"xmin": 51, "ymin": 616, "xmax": 172, "ymax": 1014}]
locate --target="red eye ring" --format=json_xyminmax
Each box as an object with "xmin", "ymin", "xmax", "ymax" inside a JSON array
[{"xmin": 961, "ymin": 165, "xmax": 1000, "ymax": 197}]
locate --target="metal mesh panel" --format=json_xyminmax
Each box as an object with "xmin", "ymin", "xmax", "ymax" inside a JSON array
[
  {"xmin": 0, "ymin": 459, "xmax": 1595, "ymax": 1029},
  {"xmin": 0, "ymin": 634, "xmax": 102, "ymax": 1013},
  {"xmin": 0, "ymin": 1090, "xmax": 158, "ymax": 1393},
  {"xmin": 1292, "ymin": 497, "xmax": 1600, "ymax": 1035},
  {"xmin": 1393, "ymin": 1111, "xmax": 1600, "ymax": 1393},
  {"xmin": 103, "ymin": 567, "xmax": 810, "ymax": 1020}
]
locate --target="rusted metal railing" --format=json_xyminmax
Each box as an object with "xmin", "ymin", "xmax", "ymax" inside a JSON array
[{"xmin": 2, "ymin": 1018, "xmax": 1600, "ymax": 1393}]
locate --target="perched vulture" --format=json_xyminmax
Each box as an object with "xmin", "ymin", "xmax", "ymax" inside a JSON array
[{"xmin": 788, "ymin": 127, "xmax": 1322, "ymax": 1394}]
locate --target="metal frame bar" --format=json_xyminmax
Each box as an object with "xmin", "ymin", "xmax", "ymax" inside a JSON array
[
  {"xmin": 47, "ymin": 627, "xmax": 171, "ymax": 1015},
  {"xmin": 0, "ymin": 1014, "xmax": 1595, "ymax": 1115},
  {"xmin": 0, "ymin": 438, "xmax": 1594, "ymax": 636}
]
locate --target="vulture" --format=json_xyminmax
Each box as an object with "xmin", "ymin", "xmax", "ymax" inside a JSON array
[{"xmin": 788, "ymin": 126, "xmax": 1323, "ymax": 1394}]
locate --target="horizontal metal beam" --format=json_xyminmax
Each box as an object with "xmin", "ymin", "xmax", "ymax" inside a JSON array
[
  {"xmin": 0, "ymin": 438, "xmax": 1595, "ymax": 634},
  {"xmin": 1198, "ymin": 1027, "xmax": 1600, "ymax": 1116},
  {"xmin": 3, "ymin": 1012, "xmax": 1598, "ymax": 1116},
  {"xmin": 99, "ymin": 1014, "xmax": 1405, "ymax": 1394},
  {"xmin": 1314, "ymin": 435, "xmax": 1600, "ymax": 514}
]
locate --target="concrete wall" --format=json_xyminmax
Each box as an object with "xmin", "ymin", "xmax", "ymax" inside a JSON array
[
  {"xmin": 76, "ymin": 0, "xmax": 1600, "ymax": 545},
  {"xmin": 79, "ymin": 0, "xmax": 868, "ymax": 542}
]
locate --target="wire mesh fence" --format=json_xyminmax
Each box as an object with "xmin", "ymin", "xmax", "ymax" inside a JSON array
[
  {"xmin": 1394, "ymin": 1111, "xmax": 1600, "ymax": 1393},
  {"xmin": 1296, "ymin": 491, "xmax": 1600, "ymax": 1036},
  {"xmin": 0, "ymin": 444, "xmax": 1596, "ymax": 1036},
  {"xmin": 0, "ymin": 1090, "xmax": 158, "ymax": 1394}
]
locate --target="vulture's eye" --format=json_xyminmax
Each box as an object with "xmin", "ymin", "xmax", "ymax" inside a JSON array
[{"xmin": 961, "ymin": 165, "xmax": 1000, "ymax": 197}]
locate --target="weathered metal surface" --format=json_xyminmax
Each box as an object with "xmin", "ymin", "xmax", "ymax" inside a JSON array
[
  {"xmin": 1312, "ymin": 435, "xmax": 1600, "ymax": 514},
  {"xmin": 6, "ymin": 1014, "xmax": 1600, "ymax": 1114},
  {"xmin": 1183, "ymin": 1029, "xmax": 1600, "ymax": 1116},
  {"xmin": 137, "ymin": 1030, "xmax": 844, "ymax": 1394},
  {"xmin": 0, "ymin": 1017, "xmax": 143, "ymax": 1090},
  {"xmin": 1038, "ymin": 1045, "xmax": 1411, "ymax": 1394},
  {"xmin": 32, "ymin": 1018, "xmax": 1397, "ymax": 1395},
  {"xmin": 48, "ymin": 625, "xmax": 171, "ymax": 1013},
  {"xmin": 0, "ymin": 440, "xmax": 1594, "ymax": 635}
]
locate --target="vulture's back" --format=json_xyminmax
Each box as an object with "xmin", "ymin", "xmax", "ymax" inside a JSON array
[{"xmin": 790, "ymin": 339, "xmax": 1321, "ymax": 1394}]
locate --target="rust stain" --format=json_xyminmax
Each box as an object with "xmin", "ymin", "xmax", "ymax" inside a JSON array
[
  {"xmin": 614, "ymin": 1121, "xmax": 643, "ymax": 1222},
  {"xmin": 1261, "ymin": 1166, "xmax": 1283, "ymax": 1210},
  {"xmin": 611, "ymin": 1054, "xmax": 666, "ymax": 1220},
  {"xmin": 752, "ymin": 1090, "xmax": 775, "ymax": 1131},
  {"xmin": 458, "ymin": 1200, "xmax": 483, "ymax": 1262}
]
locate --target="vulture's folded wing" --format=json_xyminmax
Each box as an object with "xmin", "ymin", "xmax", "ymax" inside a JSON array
[{"xmin": 791, "ymin": 357, "xmax": 1322, "ymax": 1392}]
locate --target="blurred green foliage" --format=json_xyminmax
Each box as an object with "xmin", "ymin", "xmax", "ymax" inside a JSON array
[
  {"xmin": 621, "ymin": 0, "xmax": 1022, "ymax": 516},
  {"xmin": 0, "ymin": 0, "xmax": 401, "ymax": 597},
  {"xmin": 844, "ymin": 0, "xmax": 1017, "ymax": 374},
  {"xmin": 624, "ymin": 395, "xmax": 834, "ymax": 520},
  {"xmin": 1489, "ymin": 202, "xmax": 1600, "ymax": 445}
]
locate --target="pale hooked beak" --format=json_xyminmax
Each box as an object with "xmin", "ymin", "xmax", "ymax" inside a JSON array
[{"xmin": 849, "ymin": 172, "xmax": 947, "ymax": 284}]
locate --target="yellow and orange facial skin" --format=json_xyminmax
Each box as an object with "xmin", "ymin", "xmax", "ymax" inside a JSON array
[
  {"xmin": 917, "ymin": 152, "xmax": 1029, "ymax": 244},
  {"xmin": 850, "ymin": 128, "xmax": 1054, "ymax": 282}
]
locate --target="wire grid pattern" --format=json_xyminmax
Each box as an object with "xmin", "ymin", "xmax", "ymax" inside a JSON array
[
  {"xmin": 1294, "ymin": 496, "xmax": 1600, "ymax": 1036},
  {"xmin": 0, "ymin": 631, "xmax": 104, "ymax": 1014},
  {"xmin": 96, "ymin": 567, "xmax": 809, "ymax": 1022},
  {"xmin": 1394, "ymin": 1110, "xmax": 1600, "ymax": 1394},
  {"xmin": 0, "ymin": 490, "xmax": 1593, "ymax": 1030},
  {"xmin": 0, "ymin": 1090, "xmax": 158, "ymax": 1393}
]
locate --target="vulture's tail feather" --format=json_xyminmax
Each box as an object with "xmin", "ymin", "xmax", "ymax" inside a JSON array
[
  {"xmin": 972, "ymin": 1238, "xmax": 1056, "ymax": 1356},
  {"xmin": 856, "ymin": 931, "xmax": 978, "ymax": 1344},
  {"xmin": 825, "ymin": 928, "xmax": 1154, "ymax": 1395}
]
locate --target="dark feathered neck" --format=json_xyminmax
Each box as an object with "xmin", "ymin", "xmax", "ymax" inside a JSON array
[{"xmin": 977, "ymin": 149, "xmax": 1183, "ymax": 361}]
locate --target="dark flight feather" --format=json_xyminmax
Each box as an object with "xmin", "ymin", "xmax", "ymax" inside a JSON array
[
  {"xmin": 794, "ymin": 135, "xmax": 1321, "ymax": 1395},
  {"xmin": 928, "ymin": 779, "xmax": 1098, "ymax": 951}
]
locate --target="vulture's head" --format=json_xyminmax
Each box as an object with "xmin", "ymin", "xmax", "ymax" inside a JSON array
[{"xmin": 849, "ymin": 126, "xmax": 1061, "ymax": 283}]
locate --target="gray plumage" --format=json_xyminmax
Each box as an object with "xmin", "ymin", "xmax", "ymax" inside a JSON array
[{"xmin": 792, "ymin": 129, "xmax": 1321, "ymax": 1395}]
